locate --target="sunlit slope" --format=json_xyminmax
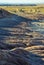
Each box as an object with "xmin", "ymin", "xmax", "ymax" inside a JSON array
[{"xmin": 0, "ymin": 5, "xmax": 44, "ymax": 14}]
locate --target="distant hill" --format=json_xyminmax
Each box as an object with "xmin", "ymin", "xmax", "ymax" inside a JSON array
[{"xmin": 0, "ymin": 4, "xmax": 37, "ymax": 6}]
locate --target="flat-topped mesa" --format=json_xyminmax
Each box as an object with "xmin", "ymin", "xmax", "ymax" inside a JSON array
[{"xmin": 0, "ymin": 8, "xmax": 11, "ymax": 18}]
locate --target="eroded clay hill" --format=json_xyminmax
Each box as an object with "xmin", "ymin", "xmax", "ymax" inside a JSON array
[{"xmin": 0, "ymin": 9, "xmax": 44, "ymax": 65}]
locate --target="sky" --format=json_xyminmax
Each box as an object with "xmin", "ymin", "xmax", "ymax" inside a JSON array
[{"xmin": 0, "ymin": 0, "xmax": 44, "ymax": 4}]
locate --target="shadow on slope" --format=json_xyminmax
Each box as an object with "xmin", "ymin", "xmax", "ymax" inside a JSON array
[
  {"xmin": 0, "ymin": 8, "xmax": 12, "ymax": 18},
  {"xmin": 0, "ymin": 49, "xmax": 44, "ymax": 65}
]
